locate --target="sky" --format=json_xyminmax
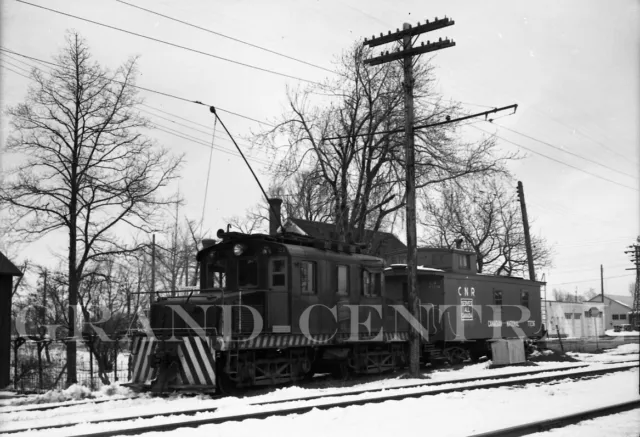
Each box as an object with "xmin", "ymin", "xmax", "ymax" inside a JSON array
[{"xmin": 0, "ymin": 0, "xmax": 638, "ymax": 298}]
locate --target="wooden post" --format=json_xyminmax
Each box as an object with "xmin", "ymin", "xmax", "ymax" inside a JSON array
[
  {"xmin": 402, "ymin": 23, "xmax": 420, "ymax": 376},
  {"xmin": 517, "ymin": 181, "xmax": 535, "ymax": 281},
  {"xmin": 555, "ymin": 325, "xmax": 564, "ymax": 352}
]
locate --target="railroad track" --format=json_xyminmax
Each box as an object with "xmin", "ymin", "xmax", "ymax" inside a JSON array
[
  {"xmin": 2, "ymin": 358, "xmax": 636, "ymax": 416},
  {"xmin": 2, "ymin": 361, "xmax": 637, "ymax": 436},
  {"xmin": 467, "ymin": 399, "xmax": 640, "ymax": 437}
]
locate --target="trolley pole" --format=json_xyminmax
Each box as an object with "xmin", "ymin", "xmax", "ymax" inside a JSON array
[
  {"xmin": 517, "ymin": 181, "xmax": 536, "ymax": 281},
  {"xmin": 364, "ymin": 17, "xmax": 456, "ymax": 376}
]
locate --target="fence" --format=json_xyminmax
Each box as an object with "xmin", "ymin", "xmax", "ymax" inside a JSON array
[{"xmin": 9, "ymin": 337, "xmax": 131, "ymax": 394}]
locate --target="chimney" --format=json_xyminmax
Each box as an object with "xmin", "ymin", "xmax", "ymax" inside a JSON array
[{"xmin": 268, "ymin": 198, "xmax": 283, "ymax": 236}]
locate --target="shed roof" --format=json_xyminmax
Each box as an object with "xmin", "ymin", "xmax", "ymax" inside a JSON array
[
  {"xmin": 589, "ymin": 294, "xmax": 634, "ymax": 309},
  {"xmin": 0, "ymin": 251, "xmax": 23, "ymax": 276},
  {"xmin": 287, "ymin": 218, "xmax": 406, "ymax": 257}
]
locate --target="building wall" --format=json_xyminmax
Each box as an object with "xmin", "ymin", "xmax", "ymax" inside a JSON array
[
  {"xmin": 0, "ymin": 275, "xmax": 12, "ymax": 388},
  {"xmin": 605, "ymin": 299, "xmax": 631, "ymax": 329},
  {"xmin": 544, "ymin": 300, "xmax": 605, "ymax": 338}
]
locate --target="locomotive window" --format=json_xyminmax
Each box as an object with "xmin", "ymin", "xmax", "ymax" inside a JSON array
[
  {"xmin": 337, "ymin": 265, "xmax": 349, "ymax": 296},
  {"xmin": 493, "ymin": 290, "xmax": 503, "ymax": 306},
  {"xmin": 238, "ymin": 258, "xmax": 258, "ymax": 288},
  {"xmin": 521, "ymin": 290, "xmax": 530, "ymax": 309},
  {"xmin": 300, "ymin": 261, "xmax": 316, "ymax": 294},
  {"xmin": 269, "ymin": 258, "xmax": 287, "ymax": 289},
  {"xmin": 206, "ymin": 259, "xmax": 226, "ymax": 290}
]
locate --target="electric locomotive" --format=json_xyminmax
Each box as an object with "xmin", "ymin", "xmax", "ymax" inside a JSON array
[{"xmin": 128, "ymin": 199, "xmax": 545, "ymax": 393}]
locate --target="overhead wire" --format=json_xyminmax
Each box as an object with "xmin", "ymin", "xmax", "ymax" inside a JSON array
[
  {"xmin": 494, "ymin": 122, "xmax": 637, "ymax": 179},
  {"xmin": 115, "ymin": 0, "xmax": 338, "ymax": 76},
  {"xmin": 552, "ymin": 274, "xmax": 634, "ymax": 286},
  {"xmin": 532, "ymin": 107, "xmax": 637, "ymax": 163},
  {"xmin": 471, "ymin": 125, "xmax": 639, "ymax": 192},
  {"xmin": 0, "ymin": 63, "xmax": 31, "ymax": 80},
  {"xmin": 0, "ymin": 46, "xmax": 274, "ymax": 127},
  {"xmin": 16, "ymin": 0, "xmax": 324, "ymax": 86}
]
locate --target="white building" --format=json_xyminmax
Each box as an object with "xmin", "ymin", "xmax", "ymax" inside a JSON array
[
  {"xmin": 543, "ymin": 300, "xmax": 605, "ymax": 338},
  {"xmin": 587, "ymin": 294, "xmax": 633, "ymax": 330}
]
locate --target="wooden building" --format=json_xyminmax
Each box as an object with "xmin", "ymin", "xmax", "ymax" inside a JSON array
[{"xmin": 0, "ymin": 251, "xmax": 23, "ymax": 389}]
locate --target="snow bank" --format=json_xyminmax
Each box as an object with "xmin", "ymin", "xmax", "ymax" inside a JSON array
[
  {"xmin": 6, "ymin": 383, "xmax": 136, "ymax": 406},
  {"xmin": 603, "ymin": 343, "xmax": 639, "ymax": 355}
]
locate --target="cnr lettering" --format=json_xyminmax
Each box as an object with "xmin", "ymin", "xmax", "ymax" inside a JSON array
[{"xmin": 457, "ymin": 286, "xmax": 475, "ymax": 297}]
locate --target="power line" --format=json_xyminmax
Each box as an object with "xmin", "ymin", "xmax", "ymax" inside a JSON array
[
  {"xmin": 552, "ymin": 274, "xmax": 633, "ymax": 286},
  {"xmin": 116, "ymin": 0, "xmax": 337, "ymax": 76},
  {"xmin": 532, "ymin": 107, "xmax": 637, "ymax": 164},
  {"xmin": 0, "ymin": 63, "xmax": 31, "ymax": 80},
  {"xmin": 16, "ymin": 0, "xmax": 323, "ymax": 86},
  {"xmin": 148, "ymin": 122, "xmax": 270, "ymax": 166},
  {"xmin": 472, "ymin": 125, "xmax": 639, "ymax": 192},
  {"xmin": 323, "ymin": 104, "xmax": 517, "ymax": 140},
  {"xmin": 0, "ymin": 46, "xmax": 274, "ymax": 127},
  {"xmin": 495, "ymin": 122, "xmax": 638, "ymax": 179}
]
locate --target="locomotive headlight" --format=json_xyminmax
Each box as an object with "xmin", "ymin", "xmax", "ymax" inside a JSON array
[{"xmin": 233, "ymin": 243, "xmax": 247, "ymax": 256}]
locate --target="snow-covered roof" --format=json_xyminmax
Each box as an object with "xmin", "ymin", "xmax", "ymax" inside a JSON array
[{"xmin": 384, "ymin": 264, "xmax": 444, "ymax": 272}]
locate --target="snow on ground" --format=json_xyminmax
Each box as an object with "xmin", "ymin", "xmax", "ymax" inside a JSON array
[
  {"xmin": 1, "ymin": 344, "xmax": 637, "ymax": 436},
  {"xmin": 1, "ymin": 363, "xmax": 636, "ymax": 435},
  {"xmin": 530, "ymin": 409, "xmax": 640, "ymax": 437},
  {"xmin": 605, "ymin": 330, "xmax": 640, "ymax": 337},
  {"xmin": 568, "ymin": 342, "xmax": 639, "ymax": 363},
  {"xmin": 5, "ymin": 368, "xmax": 635, "ymax": 437}
]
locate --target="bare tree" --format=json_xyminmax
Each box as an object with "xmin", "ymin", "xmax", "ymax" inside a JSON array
[
  {"xmin": 257, "ymin": 43, "xmax": 512, "ymax": 247},
  {"xmin": 0, "ymin": 32, "xmax": 182, "ymax": 385},
  {"xmin": 421, "ymin": 177, "xmax": 552, "ymax": 277}
]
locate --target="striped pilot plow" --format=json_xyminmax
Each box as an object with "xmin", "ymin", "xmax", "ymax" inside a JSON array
[
  {"xmin": 172, "ymin": 336, "xmax": 216, "ymax": 388},
  {"xmin": 223, "ymin": 331, "xmax": 411, "ymax": 350},
  {"xmin": 130, "ymin": 336, "xmax": 157, "ymax": 384}
]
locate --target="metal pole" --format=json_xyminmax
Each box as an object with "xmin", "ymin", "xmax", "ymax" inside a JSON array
[{"xmin": 600, "ymin": 264, "xmax": 604, "ymax": 303}]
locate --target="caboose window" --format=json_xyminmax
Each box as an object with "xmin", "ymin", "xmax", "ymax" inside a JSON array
[
  {"xmin": 521, "ymin": 290, "xmax": 530, "ymax": 309},
  {"xmin": 269, "ymin": 258, "xmax": 287, "ymax": 289},
  {"xmin": 337, "ymin": 265, "xmax": 349, "ymax": 296},
  {"xmin": 301, "ymin": 261, "xmax": 316, "ymax": 294},
  {"xmin": 362, "ymin": 270, "xmax": 381, "ymax": 297},
  {"xmin": 459, "ymin": 254, "xmax": 470, "ymax": 269},
  {"xmin": 238, "ymin": 259, "xmax": 258, "ymax": 288},
  {"xmin": 493, "ymin": 290, "xmax": 503, "ymax": 306}
]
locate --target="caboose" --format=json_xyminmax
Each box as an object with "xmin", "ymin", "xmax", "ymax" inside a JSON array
[{"xmin": 384, "ymin": 247, "xmax": 545, "ymax": 363}]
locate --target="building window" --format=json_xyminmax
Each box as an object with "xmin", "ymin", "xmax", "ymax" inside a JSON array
[
  {"xmin": 269, "ymin": 258, "xmax": 287, "ymax": 289},
  {"xmin": 565, "ymin": 313, "xmax": 573, "ymax": 319},
  {"xmin": 573, "ymin": 313, "xmax": 582, "ymax": 319},
  {"xmin": 300, "ymin": 261, "xmax": 316, "ymax": 294},
  {"xmin": 619, "ymin": 314, "xmax": 627, "ymax": 320},
  {"xmin": 362, "ymin": 270, "xmax": 381, "ymax": 297},
  {"xmin": 337, "ymin": 265, "xmax": 349, "ymax": 296},
  {"xmin": 493, "ymin": 290, "xmax": 503, "ymax": 306},
  {"xmin": 238, "ymin": 258, "xmax": 259, "ymax": 287},
  {"xmin": 521, "ymin": 290, "xmax": 530, "ymax": 309},
  {"xmin": 612, "ymin": 314, "xmax": 619, "ymax": 320}
]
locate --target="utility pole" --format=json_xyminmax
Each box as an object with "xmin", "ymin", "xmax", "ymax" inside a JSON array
[
  {"xmin": 516, "ymin": 181, "xmax": 536, "ymax": 281},
  {"xmin": 624, "ymin": 236, "xmax": 640, "ymax": 394},
  {"xmin": 625, "ymin": 237, "xmax": 640, "ymax": 327},
  {"xmin": 151, "ymin": 234, "xmax": 156, "ymax": 301},
  {"xmin": 600, "ymin": 264, "xmax": 604, "ymax": 303},
  {"xmin": 363, "ymin": 17, "xmax": 455, "ymax": 376}
]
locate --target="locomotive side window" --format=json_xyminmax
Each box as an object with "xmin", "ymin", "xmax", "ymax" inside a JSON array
[
  {"xmin": 337, "ymin": 265, "xmax": 349, "ymax": 296},
  {"xmin": 269, "ymin": 258, "xmax": 287, "ymax": 290},
  {"xmin": 300, "ymin": 261, "xmax": 316, "ymax": 294},
  {"xmin": 206, "ymin": 258, "xmax": 226, "ymax": 290},
  {"xmin": 521, "ymin": 290, "xmax": 530, "ymax": 309},
  {"xmin": 238, "ymin": 259, "xmax": 258, "ymax": 288},
  {"xmin": 493, "ymin": 290, "xmax": 503, "ymax": 306}
]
